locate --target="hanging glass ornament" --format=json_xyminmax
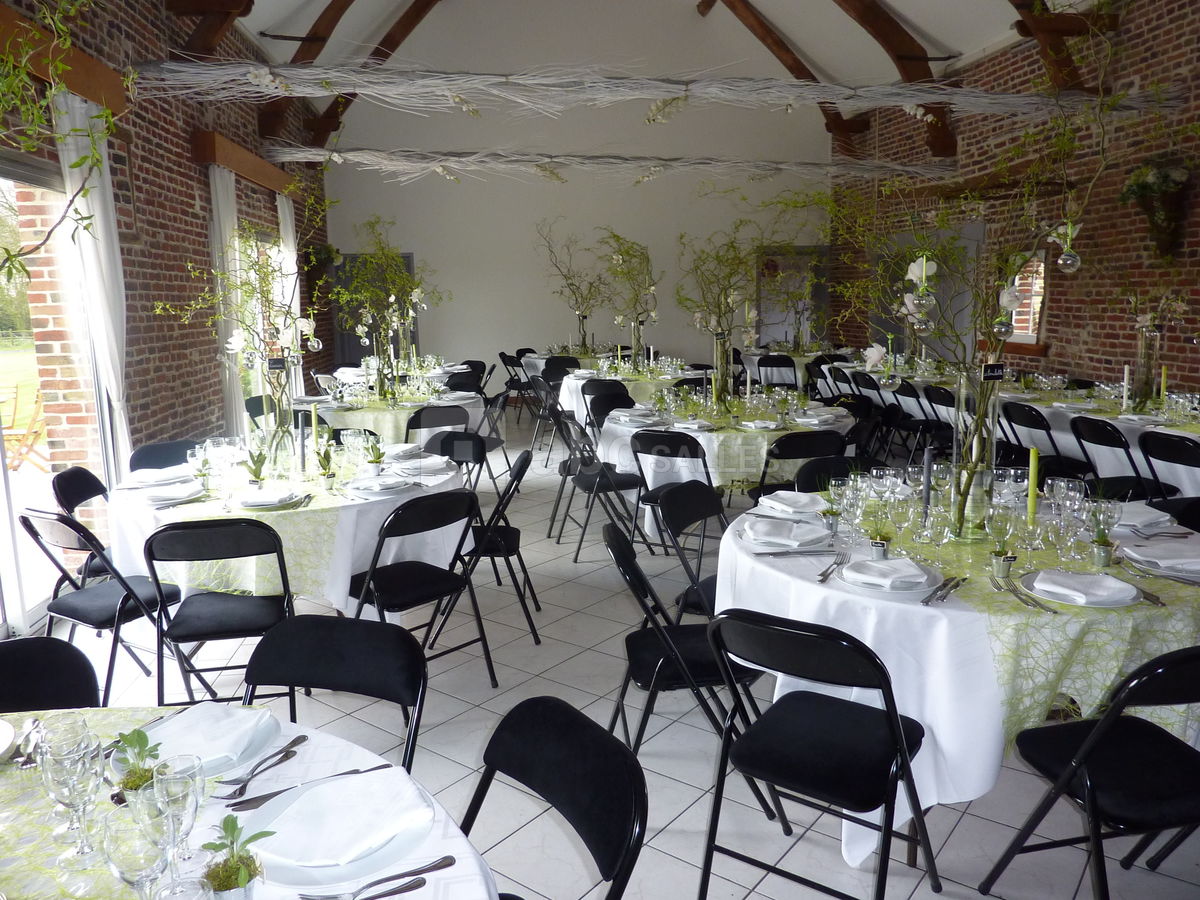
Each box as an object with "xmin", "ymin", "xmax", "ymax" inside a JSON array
[
  {"xmin": 913, "ymin": 317, "xmax": 934, "ymax": 336},
  {"xmin": 360, "ymin": 336, "xmax": 371, "ymax": 347},
  {"xmin": 998, "ymin": 286, "xmax": 1022, "ymax": 310},
  {"xmin": 307, "ymin": 337, "xmax": 323, "ymax": 352},
  {"xmin": 914, "ymin": 292, "xmax": 937, "ymax": 314},
  {"xmin": 879, "ymin": 372, "xmax": 901, "ymax": 391},
  {"xmin": 1056, "ymin": 250, "xmax": 1081, "ymax": 274},
  {"xmin": 287, "ymin": 354, "xmax": 302, "ymax": 367},
  {"xmin": 992, "ymin": 318, "xmax": 1015, "ymax": 340}
]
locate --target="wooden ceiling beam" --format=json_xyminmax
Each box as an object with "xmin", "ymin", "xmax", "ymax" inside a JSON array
[
  {"xmin": 1012, "ymin": 12, "xmax": 1119, "ymax": 38},
  {"xmin": 259, "ymin": 0, "xmax": 358, "ymax": 138},
  {"xmin": 830, "ymin": 0, "xmax": 955, "ymax": 157},
  {"xmin": 1006, "ymin": 0, "xmax": 1097, "ymax": 91},
  {"xmin": 703, "ymin": 0, "xmax": 868, "ymax": 157},
  {"xmin": 191, "ymin": 130, "xmax": 293, "ymax": 194},
  {"xmin": 307, "ymin": 0, "xmax": 442, "ymax": 146},
  {"xmin": 170, "ymin": 0, "xmax": 254, "ymax": 59}
]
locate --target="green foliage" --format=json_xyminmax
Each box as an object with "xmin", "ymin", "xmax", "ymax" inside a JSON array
[
  {"xmin": 536, "ymin": 219, "xmax": 610, "ymax": 352},
  {"xmin": 242, "ymin": 447, "xmax": 267, "ymax": 482},
  {"xmin": 595, "ymin": 228, "xmax": 660, "ymax": 323},
  {"xmin": 202, "ymin": 815, "xmax": 274, "ymax": 890},
  {"xmin": 114, "ymin": 728, "xmax": 160, "ymax": 792},
  {"xmin": 675, "ymin": 219, "xmax": 761, "ymax": 337},
  {"xmin": 1119, "ymin": 162, "xmax": 1190, "ymax": 203}
]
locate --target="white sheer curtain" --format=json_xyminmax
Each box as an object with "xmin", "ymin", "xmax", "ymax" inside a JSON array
[
  {"xmin": 208, "ymin": 164, "xmax": 246, "ymax": 439},
  {"xmin": 275, "ymin": 192, "xmax": 304, "ymax": 394},
  {"xmin": 53, "ymin": 93, "xmax": 132, "ymax": 475}
]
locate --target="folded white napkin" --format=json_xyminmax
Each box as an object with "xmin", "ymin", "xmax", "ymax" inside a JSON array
[
  {"xmin": 1031, "ymin": 570, "xmax": 1136, "ymax": 605},
  {"xmin": 147, "ymin": 482, "xmax": 204, "ymax": 506},
  {"xmin": 743, "ymin": 420, "xmax": 778, "ymax": 430},
  {"xmin": 440, "ymin": 391, "xmax": 479, "ymax": 401},
  {"xmin": 1052, "ymin": 401, "xmax": 1096, "ymax": 410},
  {"xmin": 398, "ymin": 456, "xmax": 455, "ymax": 474},
  {"xmin": 237, "ymin": 489, "xmax": 300, "ymax": 508},
  {"xmin": 1118, "ymin": 503, "xmax": 1174, "ymax": 529},
  {"xmin": 1119, "ymin": 414, "xmax": 1167, "ymax": 425},
  {"xmin": 999, "ymin": 392, "xmax": 1037, "ymax": 401},
  {"xmin": 1122, "ymin": 542, "xmax": 1200, "ymax": 573},
  {"xmin": 758, "ymin": 491, "xmax": 827, "ymax": 516},
  {"xmin": 741, "ymin": 518, "xmax": 826, "ymax": 549},
  {"xmin": 147, "ymin": 702, "xmax": 274, "ymax": 774},
  {"xmin": 382, "ymin": 443, "xmax": 421, "ymax": 461},
  {"xmin": 124, "ymin": 464, "xmax": 194, "ymax": 487},
  {"xmin": 840, "ymin": 558, "xmax": 927, "ymax": 589},
  {"xmin": 573, "ymin": 369, "xmax": 597, "ymax": 377},
  {"xmin": 793, "ymin": 415, "xmax": 837, "ymax": 426},
  {"xmin": 673, "ymin": 420, "xmax": 714, "ymax": 431},
  {"xmin": 438, "ymin": 364, "xmax": 470, "ymax": 373},
  {"xmin": 345, "ymin": 475, "xmax": 409, "ymax": 492},
  {"xmin": 256, "ymin": 768, "xmax": 434, "ymax": 869}
]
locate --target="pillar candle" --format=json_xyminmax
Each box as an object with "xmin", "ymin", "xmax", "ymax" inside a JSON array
[
  {"xmin": 1161, "ymin": 364, "xmax": 1168, "ymax": 401},
  {"xmin": 921, "ymin": 446, "xmax": 932, "ymax": 513},
  {"xmin": 1027, "ymin": 447, "xmax": 1039, "ymax": 525},
  {"xmin": 1121, "ymin": 364, "xmax": 1130, "ymax": 411},
  {"xmin": 312, "ymin": 404, "xmax": 320, "ymax": 457}
]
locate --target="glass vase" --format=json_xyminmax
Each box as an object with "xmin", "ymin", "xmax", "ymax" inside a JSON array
[
  {"xmin": 262, "ymin": 365, "xmax": 295, "ymax": 480},
  {"xmin": 1131, "ymin": 326, "xmax": 1162, "ymax": 413},
  {"xmin": 950, "ymin": 368, "xmax": 999, "ymax": 540},
  {"xmin": 712, "ymin": 331, "xmax": 733, "ymax": 412},
  {"xmin": 630, "ymin": 320, "xmax": 645, "ymax": 372}
]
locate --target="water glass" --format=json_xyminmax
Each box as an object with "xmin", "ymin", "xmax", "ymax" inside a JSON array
[
  {"xmin": 154, "ymin": 879, "xmax": 214, "ymax": 900},
  {"xmin": 103, "ymin": 806, "xmax": 168, "ymax": 900},
  {"xmin": 153, "ymin": 755, "xmax": 204, "ymax": 880},
  {"xmin": 985, "ymin": 505, "xmax": 1017, "ymax": 554},
  {"xmin": 39, "ymin": 730, "xmax": 103, "ymax": 867}
]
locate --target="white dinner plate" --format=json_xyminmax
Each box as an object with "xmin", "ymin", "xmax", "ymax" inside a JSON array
[
  {"xmin": 830, "ymin": 561, "xmax": 941, "ymax": 600},
  {"xmin": 1018, "ymin": 571, "xmax": 1141, "ymax": 608},
  {"xmin": 737, "ymin": 524, "xmax": 827, "ymax": 552},
  {"xmin": 244, "ymin": 780, "xmax": 436, "ymax": 887},
  {"xmin": 113, "ymin": 713, "xmax": 281, "ymax": 778},
  {"xmin": 0, "ymin": 719, "xmax": 15, "ymax": 759}
]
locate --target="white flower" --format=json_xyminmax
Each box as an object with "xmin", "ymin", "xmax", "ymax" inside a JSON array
[
  {"xmin": 409, "ymin": 287, "xmax": 423, "ymax": 306},
  {"xmin": 329, "ymin": 152, "xmax": 345, "ymax": 165},
  {"xmin": 355, "ymin": 323, "xmax": 369, "ymax": 338},
  {"xmin": 1047, "ymin": 221, "xmax": 1080, "ymax": 247},
  {"xmin": 612, "ymin": 254, "xmax": 623, "ymax": 265},
  {"xmin": 224, "ymin": 329, "xmax": 246, "ymax": 354},
  {"xmin": 647, "ymin": 285, "xmax": 656, "ymax": 294},
  {"xmin": 1136, "ymin": 312, "xmax": 1153, "ymax": 328},
  {"xmin": 746, "ymin": 306, "xmax": 759, "ymax": 322},
  {"xmin": 296, "ymin": 317, "xmax": 315, "ymax": 336},
  {"xmin": 649, "ymin": 310, "xmax": 658, "ymax": 322},
  {"xmin": 362, "ymin": 311, "xmax": 373, "ymax": 325},
  {"xmin": 708, "ymin": 315, "xmax": 719, "ymax": 332},
  {"xmin": 692, "ymin": 312, "xmax": 704, "ymax": 327},
  {"xmin": 614, "ymin": 315, "xmax": 625, "ymax": 326},
  {"xmin": 999, "ymin": 286, "xmax": 1023, "ymax": 311},
  {"xmin": 246, "ymin": 67, "xmax": 276, "ymax": 89},
  {"xmin": 906, "ymin": 257, "xmax": 937, "ymax": 285}
]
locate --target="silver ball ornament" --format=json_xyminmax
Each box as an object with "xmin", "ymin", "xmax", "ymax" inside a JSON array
[
  {"xmin": 1056, "ymin": 250, "xmax": 1082, "ymax": 274},
  {"xmin": 912, "ymin": 317, "xmax": 934, "ymax": 336},
  {"xmin": 306, "ymin": 337, "xmax": 323, "ymax": 352},
  {"xmin": 992, "ymin": 319, "xmax": 1015, "ymax": 340},
  {"xmin": 360, "ymin": 336, "xmax": 371, "ymax": 347},
  {"xmin": 879, "ymin": 373, "xmax": 901, "ymax": 391}
]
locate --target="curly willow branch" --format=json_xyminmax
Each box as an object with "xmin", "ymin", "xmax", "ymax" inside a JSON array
[
  {"xmin": 133, "ymin": 61, "xmax": 1181, "ymax": 119},
  {"xmin": 264, "ymin": 145, "xmax": 952, "ymax": 184}
]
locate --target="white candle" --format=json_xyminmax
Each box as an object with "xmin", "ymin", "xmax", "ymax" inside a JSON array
[{"xmin": 1122, "ymin": 364, "xmax": 1130, "ymax": 411}]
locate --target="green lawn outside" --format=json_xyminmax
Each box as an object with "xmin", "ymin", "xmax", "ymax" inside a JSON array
[{"xmin": 0, "ymin": 344, "xmax": 41, "ymax": 426}]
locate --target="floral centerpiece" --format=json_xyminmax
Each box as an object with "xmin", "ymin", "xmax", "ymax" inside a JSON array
[
  {"xmin": 329, "ymin": 216, "xmax": 445, "ymax": 399},
  {"xmin": 536, "ymin": 219, "xmax": 609, "ymax": 355},
  {"xmin": 675, "ymin": 220, "xmax": 761, "ymax": 409},
  {"xmin": 1122, "ymin": 284, "xmax": 1189, "ymax": 411},
  {"xmin": 1119, "ymin": 162, "xmax": 1191, "ymax": 258},
  {"xmin": 596, "ymin": 228, "xmax": 660, "ymax": 370},
  {"xmin": 760, "ymin": 253, "xmax": 820, "ymax": 353}
]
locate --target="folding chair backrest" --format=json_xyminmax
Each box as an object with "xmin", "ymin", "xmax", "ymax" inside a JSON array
[
  {"xmin": 768, "ymin": 429, "xmax": 846, "ymax": 462},
  {"xmin": 515, "ymin": 347, "xmax": 536, "ymax": 359},
  {"xmin": 129, "ymin": 439, "xmax": 198, "ymax": 471},
  {"xmin": 0, "ymin": 636, "xmax": 100, "ymax": 713},
  {"xmin": 794, "ymin": 455, "xmax": 858, "ymax": 492},
  {"xmin": 52, "ymin": 465, "xmax": 108, "ymax": 515},
  {"xmin": 1139, "ymin": 431, "xmax": 1200, "ymax": 499},
  {"xmin": 581, "ymin": 379, "xmax": 630, "ymax": 400},
  {"xmin": 758, "ymin": 355, "xmax": 798, "ymax": 387},
  {"xmin": 20, "ymin": 509, "xmax": 148, "ymax": 609},
  {"xmin": 602, "ymin": 523, "xmax": 671, "ymax": 621},
  {"xmin": 487, "ymin": 450, "xmax": 532, "ymax": 526},
  {"xmin": 1114, "ymin": 645, "xmax": 1200, "ymax": 710},
  {"xmin": 630, "ymin": 429, "xmax": 711, "ymax": 487},
  {"xmin": 1071, "ymin": 415, "xmax": 1143, "ymax": 484},
  {"xmin": 379, "ymin": 488, "xmax": 478, "ymax": 541},
  {"xmin": 405, "ymin": 404, "xmax": 469, "ymax": 440},
  {"xmin": 1002, "ymin": 401, "xmax": 1059, "ymax": 454},
  {"xmin": 423, "ymin": 429, "xmax": 487, "ymax": 466},
  {"xmin": 589, "ymin": 394, "xmax": 635, "ymax": 429},
  {"xmin": 657, "ymin": 480, "xmax": 726, "ymax": 540}
]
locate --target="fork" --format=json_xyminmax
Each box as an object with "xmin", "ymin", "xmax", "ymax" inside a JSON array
[
  {"xmin": 816, "ymin": 551, "xmax": 848, "ymax": 583},
  {"xmin": 1002, "ymin": 575, "xmax": 1058, "ymax": 614},
  {"xmin": 297, "ymin": 857, "xmax": 455, "ymax": 900},
  {"xmin": 212, "ymin": 749, "xmax": 298, "ymax": 800},
  {"xmin": 301, "ymin": 877, "xmax": 426, "ymax": 900},
  {"xmin": 1130, "ymin": 527, "xmax": 1191, "ymax": 539},
  {"xmin": 989, "ymin": 574, "xmax": 1047, "ymax": 613},
  {"xmin": 216, "ymin": 735, "xmax": 307, "ymax": 785}
]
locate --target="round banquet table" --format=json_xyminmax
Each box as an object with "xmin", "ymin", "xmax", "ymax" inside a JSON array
[
  {"xmin": 741, "ymin": 351, "xmax": 818, "ymax": 388},
  {"xmin": 0, "ymin": 706, "xmax": 499, "ymax": 899},
  {"xmin": 557, "ymin": 372, "xmax": 683, "ymax": 423},
  {"xmin": 109, "ymin": 468, "xmax": 464, "ymax": 614},
  {"xmin": 317, "ymin": 393, "xmax": 484, "ymax": 444},
  {"xmin": 520, "ymin": 354, "xmax": 600, "ymax": 377},
  {"xmin": 715, "ymin": 509, "xmax": 1200, "ymax": 866}
]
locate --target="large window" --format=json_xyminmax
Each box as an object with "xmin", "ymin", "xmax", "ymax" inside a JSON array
[{"xmin": 1007, "ymin": 251, "xmax": 1046, "ymax": 344}]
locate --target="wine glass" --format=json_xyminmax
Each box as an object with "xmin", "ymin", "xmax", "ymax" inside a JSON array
[
  {"xmin": 929, "ymin": 462, "xmax": 953, "ymax": 503},
  {"xmin": 153, "ymin": 755, "xmax": 204, "ymax": 881},
  {"xmin": 985, "ymin": 505, "xmax": 1017, "ymax": 555},
  {"xmin": 154, "ymin": 879, "xmax": 214, "ymax": 900},
  {"xmin": 827, "ymin": 476, "xmax": 849, "ymax": 509},
  {"xmin": 103, "ymin": 806, "xmax": 169, "ymax": 900},
  {"xmin": 39, "ymin": 730, "xmax": 103, "ymax": 867}
]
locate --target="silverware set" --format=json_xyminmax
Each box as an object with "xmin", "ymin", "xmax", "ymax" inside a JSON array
[
  {"xmin": 1121, "ymin": 557, "xmax": 1196, "ymax": 590},
  {"xmin": 297, "ymin": 855, "xmax": 456, "ymax": 900},
  {"xmin": 816, "ymin": 551, "xmax": 849, "ymax": 583},
  {"xmin": 227, "ymin": 762, "xmax": 392, "ymax": 811},
  {"xmin": 989, "ymin": 574, "xmax": 1058, "ymax": 614},
  {"xmin": 922, "ymin": 575, "xmax": 967, "ymax": 606}
]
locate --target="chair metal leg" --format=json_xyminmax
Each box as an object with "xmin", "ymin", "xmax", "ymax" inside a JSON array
[
  {"xmin": 513, "ymin": 550, "xmax": 542, "ymax": 611},
  {"xmin": 572, "ymin": 489, "xmax": 600, "ymax": 563},
  {"xmin": 698, "ymin": 728, "xmax": 735, "ymax": 900},
  {"xmin": 978, "ymin": 782, "xmax": 1063, "ymax": 895},
  {"xmin": 900, "ymin": 775, "xmax": 942, "ymax": 890},
  {"xmin": 1119, "ymin": 831, "xmax": 1160, "ymax": 870},
  {"xmin": 608, "ymin": 669, "xmax": 635, "ymax": 744},
  {"xmin": 1146, "ymin": 824, "xmax": 1197, "ymax": 870},
  {"xmin": 503, "ymin": 555, "xmax": 540, "ymax": 644},
  {"xmin": 873, "ymin": 782, "xmax": 899, "ymax": 900},
  {"xmin": 464, "ymin": 582, "xmax": 498, "ymax": 689},
  {"xmin": 631, "ymin": 683, "xmax": 659, "ymax": 753},
  {"xmin": 1084, "ymin": 783, "xmax": 1111, "ymax": 900},
  {"xmin": 546, "ymin": 469, "xmax": 571, "ymax": 539},
  {"xmin": 555, "ymin": 484, "xmax": 577, "ymax": 544}
]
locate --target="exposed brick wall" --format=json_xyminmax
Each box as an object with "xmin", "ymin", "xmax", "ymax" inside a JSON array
[
  {"xmin": 830, "ymin": 0, "xmax": 1200, "ymax": 389},
  {"xmin": 5, "ymin": 0, "xmax": 331, "ymax": 453}
]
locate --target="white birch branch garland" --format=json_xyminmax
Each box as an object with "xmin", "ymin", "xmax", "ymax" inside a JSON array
[
  {"xmin": 133, "ymin": 60, "xmax": 1179, "ymax": 119},
  {"xmin": 264, "ymin": 145, "xmax": 953, "ymax": 184}
]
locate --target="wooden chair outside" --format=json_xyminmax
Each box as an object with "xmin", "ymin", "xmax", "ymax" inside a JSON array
[{"xmin": 5, "ymin": 390, "xmax": 48, "ymax": 472}]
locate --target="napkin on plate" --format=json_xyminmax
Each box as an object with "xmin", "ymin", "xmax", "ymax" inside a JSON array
[
  {"xmin": 740, "ymin": 518, "xmax": 826, "ymax": 549},
  {"xmin": 793, "ymin": 414, "xmax": 838, "ymax": 426},
  {"xmin": 742, "ymin": 420, "xmax": 779, "ymax": 430},
  {"xmin": 1118, "ymin": 414, "xmax": 1167, "ymax": 425},
  {"xmin": 236, "ymin": 489, "xmax": 301, "ymax": 508},
  {"xmin": 1052, "ymin": 401, "xmax": 1096, "ymax": 410},
  {"xmin": 382, "ymin": 443, "xmax": 421, "ymax": 461},
  {"xmin": 673, "ymin": 420, "xmax": 714, "ymax": 431},
  {"xmin": 1121, "ymin": 542, "xmax": 1200, "ymax": 574},
  {"xmin": 256, "ymin": 767, "xmax": 434, "ymax": 869},
  {"xmin": 437, "ymin": 364, "xmax": 470, "ymax": 374},
  {"xmin": 572, "ymin": 369, "xmax": 597, "ymax": 377},
  {"xmin": 345, "ymin": 475, "xmax": 409, "ymax": 493},
  {"xmin": 146, "ymin": 482, "xmax": 204, "ymax": 506},
  {"xmin": 146, "ymin": 702, "xmax": 274, "ymax": 774},
  {"xmin": 840, "ymin": 558, "xmax": 928, "ymax": 590},
  {"xmin": 1031, "ymin": 570, "xmax": 1136, "ymax": 605},
  {"xmin": 123, "ymin": 464, "xmax": 194, "ymax": 487},
  {"xmin": 1118, "ymin": 503, "xmax": 1174, "ymax": 530},
  {"xmin": 398, "ymin": 456, "xmax": 455, "ymax": 474},
  {"xmin": 757, "ymin": 491, "xmax": 827, "ymax": 516}
]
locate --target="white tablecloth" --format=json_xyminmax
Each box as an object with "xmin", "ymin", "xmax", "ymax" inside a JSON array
[
  {"xmin": 319, "ymin": 395, "xmax": 484, "ymax": 444},
  {"xmin": 557, "ymin": 374, "xmax": 679, "ymax": 424},
  {"xmin": 716, "ymin": 523, "xmax": 1004, "ymax": 867},
  {"xmin": 109, "ymin": 471, "xmax": 464, "ymax": 613},
  {"xmin": 742, "ymin": 352, "xmax": 816, "ymax": 388}
]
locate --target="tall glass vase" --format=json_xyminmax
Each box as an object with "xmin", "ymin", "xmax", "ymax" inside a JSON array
[
  {"xmin": 712, "ymin": 331, "xmax": 733, "ymax": 412},
  {"xmin": 950, "ymin": 368, "xmax": 999, "ymax": 540},
  {"xmin": 262, "ymin": 364, "xmax": 295, "ymax": 480},
  {"xmin": 1131, "ymin": 326, "xmax": 1162, "ymax": 412},
  {"xmin": 630, "ymin": 320, "xmax": 645, "ymax": 372}
]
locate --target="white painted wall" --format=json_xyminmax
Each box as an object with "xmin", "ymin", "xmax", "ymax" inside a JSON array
[{"xmin": 323, "ymin": 0, "xmax": 832, "ymax": 365}]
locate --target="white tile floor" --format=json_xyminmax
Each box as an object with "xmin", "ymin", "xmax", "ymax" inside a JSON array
[{"xmin": 58, "ymin": 412, "xmax": 1200, "ymax": 899}]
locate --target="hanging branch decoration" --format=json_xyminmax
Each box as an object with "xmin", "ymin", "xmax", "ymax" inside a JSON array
[
  {"xmin": 536, "ymin": 219, "xmax": 609, "ymax": 354},
  {"xmin": 597, "ymin": 229, "xmax": 660, "ymax": 370},
  {"xmin": 133, "ymin": 61, "xmax": 1181, "ymax": 120},
  {"xmin": 265, "ymin": 145, "xmax": 953, "ymax": 184}
]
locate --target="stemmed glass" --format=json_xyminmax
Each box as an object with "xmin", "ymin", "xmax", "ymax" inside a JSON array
[
  {"xmin": 929, "ymin": 462, "xmax": 953, "ymax": 505},
  {"xmin": 985, "ymin": 504, "xmax": 1018, "ymax": 556},
  {"xmin": 103, "ymin": 806, "xmax": 169, "ymax": 900},
  {"xmin": 39, "ymin": 730, "xmax": 103, "ymax": 867},
  {"xmin": 154, "ymin": 879, "xmax": 214, "ymax": 900},
  {"xmin": 153, "ymin": 755, "xmax": 205, "ymax": 880}
]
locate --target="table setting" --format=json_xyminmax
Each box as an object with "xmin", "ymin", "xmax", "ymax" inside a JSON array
[
  {"xmin": 715, "ymin": 465, "xmax": 1200, "ymax": 867},
  {"xmin": 109, "ymin": 436, "xmax": 464, "ymax": 611},
  {"xmin": 0, "ymin": 704, "xmax": 498, "ymax": 899}
]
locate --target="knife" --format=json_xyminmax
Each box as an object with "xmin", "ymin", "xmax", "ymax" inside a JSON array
[
  {"xmin": 227, "ymin": 762, "xmax": 392, "ymax": 811},
  {"xmin": 921, "ymin": 576, "xmax": 954, "ymax": 606}
]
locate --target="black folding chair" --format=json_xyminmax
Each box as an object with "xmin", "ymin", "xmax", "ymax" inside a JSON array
[
  {"xmin": 588, "ymin": 393, "xmax": 635, "ymax": 434},
  {"xmin": 404, "ymin": 404, "xmax": 469, "ymax": 443},
  {"xmin": 701, "ymin": 609, "xmax": 942, "ymax": 900},
  {"xmin": 755, "ymin": 354, "xmax": 799, "ymax": 389},
  {"xmin": 656, "ymin": 480, "xmax": 729, "ymax": 620},
  {"xmin": 349, "ymin": 489, "xmax": 498, "ymax": 688},
  {"xmin": 424, "ymin": 429, "xmax": 488, "ymax": 491},
  {"xmin": 580, "ymin": 379, "xmax": 631, "ymax": 433},
  {"xmin": 527, "ymin": 374, "xmax": 564, "ymax": 460},
  {"xmin": 243, "ymin": 615, "xmax": 428, "ymax": 771},
  {"xmin": 794, "ymin": 455, "xmax": 861, "ymax": 492},
  {"xmin": 628, "ymin": 429, "xmax": 712, "ymax": 548},
  {"xmin": 460, "ymin": 696, "xmax": 648, "ymax": 900},
  {"xmin": 144, "ymin": 518, "xmax": 293, "ymax": 706},
  {"xmin": 129, "ymin": 439, "xmax": 198, "ymax": 471},
  {"xmin": 20, "ymin": 509, "xmax": 177, "ymax": 706},
  {"xmin": 979, "ymin": 645, "xmax": 1200, "ymax": 900},
  {"xmin": 1071, "ymin": 415, "xmax": 1169, "ymax": 501},
  {"xmin": 1002, "ymin": 401, "xmax": 1093, "ymax": 486},
  {"xmin": 1138, "ymin": 430, "xmax": 1197, "ymax": 514},
  {"xmin": 51, "ymin": 465, "xmax": 112, "ymax": 583},
  {"xmin": 0, "ymin": 636, "xmax": 100, "ymax": 713},
  {"xmin": 749, "ymin": 430, "xmax": 846, "ymax": 502}
]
